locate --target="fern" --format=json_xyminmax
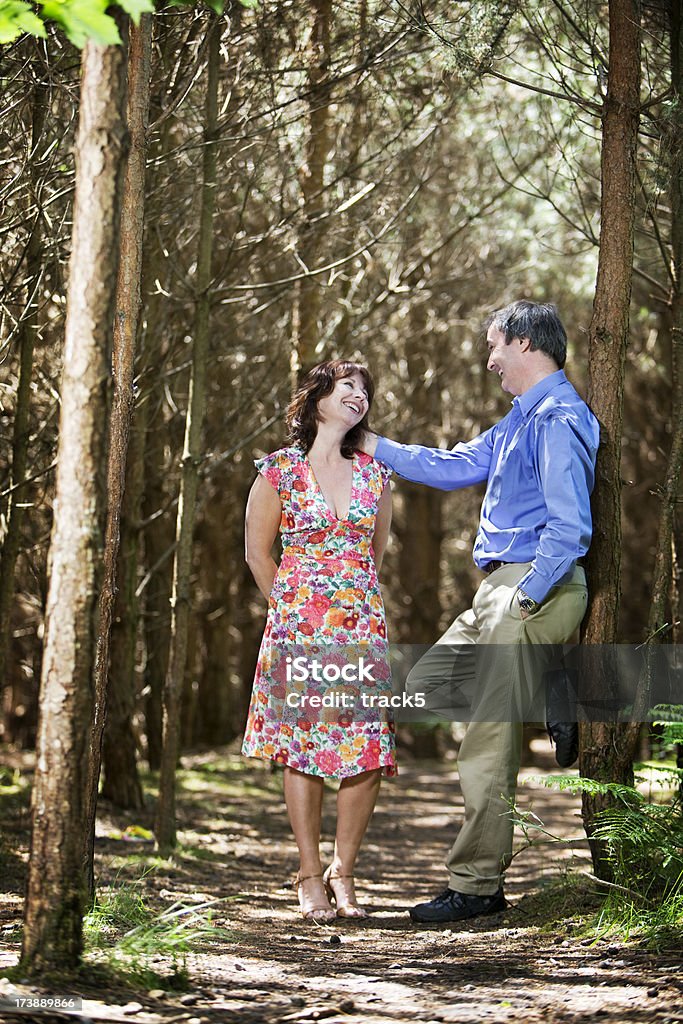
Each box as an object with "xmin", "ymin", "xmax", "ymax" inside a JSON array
[
  {"xmin": 650, "ymin": 704, "xmax": 683, "ymax": 743},
  {"xmin": 651, "ymin": 703, "xmax": 683, "ymax": 723},
  {"xmin": 633, "ymin": 761, "xmax": 683, "ymax": 784},
  {"xmin": 524, "ymin": 774, "xmax": 644, "ymax": 804}
]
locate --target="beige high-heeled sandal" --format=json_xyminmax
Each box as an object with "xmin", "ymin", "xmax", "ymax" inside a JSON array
[
  {"xmin": 323, "ymin": 866, "xmax": 369, "ymax": 919},
  {"xmin": 293, "ymin": 872, "xmax": 336, "ymax": 923}
]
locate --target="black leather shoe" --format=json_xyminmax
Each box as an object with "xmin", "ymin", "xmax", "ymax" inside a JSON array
[
  {"xmin": 409, "ymin": 888, "xmax": 506, "ymax": 923},
  {"xmin": 545, "ymin": 666, "xmax": 579, "ymax": 768},
  {"xmin": 546, "ymin": 719, "xmax": 579, "ymax": 768}
]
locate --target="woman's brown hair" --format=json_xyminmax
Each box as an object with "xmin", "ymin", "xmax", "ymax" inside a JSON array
[{"xmin": 285, "ymin": 360, "xmax": 375, "ymax": 459}]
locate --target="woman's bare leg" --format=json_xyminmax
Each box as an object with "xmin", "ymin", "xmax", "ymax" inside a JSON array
[
  {"xmin": 283, "ymin": 766, "xmax": 333, "ymax": 919},
  {"xmin": 326, "ymin": 769, "xmax": 382, "ymax": 916}
]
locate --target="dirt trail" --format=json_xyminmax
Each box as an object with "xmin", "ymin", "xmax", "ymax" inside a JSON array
[{"xmin": 1, "ymin": 744, "xmax": 682, "ymax": 1024}]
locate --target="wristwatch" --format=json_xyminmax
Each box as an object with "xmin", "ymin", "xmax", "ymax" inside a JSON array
[{"xmin": 516, "ymin": 589, "xmax": 539, "ymax": 615}]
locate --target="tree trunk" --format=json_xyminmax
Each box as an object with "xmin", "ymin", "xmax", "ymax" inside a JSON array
[
  {"xmin": 290, "ymin": 0, "xmax": 332, "ymax": 380},
  {"xmin": 194, "ymin": 491, "xmax": 236, "ymax": 746},
  {"xmin": 395, "ymin": 295, "xmax": 444, "ymax": 644},
  {"xmin": 82, "ymin": 15, "xmax": 151, "ymax": 887},
  {"xmin": 141, "ymin": 413, "xmax": 175, "ymax": 770},
  {"xmin": 236, "ymin": 556, "xmax": 263, "ymax": 733},
  {"xmin": 580, "ymin": 0, "xmax": 641, "ymax": 877},
  {"xmin": 0, "ymin": 71, "xmax": 46, "ymax": 696},
  {"xmin": 631, "ymin": 1, "xmax": 683, "ymax": 725},
  {"xmin": 332, "ymin": 0, "xmax": 367, "ymax": 353},
  {"xmin": 155, "ymin": 16, "xmax": 220, "ymax": 855},
  {"xmin": 101, "ymin": 416, "xmax": 146, "ymax": 807},
  {"xmin": 20, "ymin": 36, "xmax": 128, "ymax": 975}
]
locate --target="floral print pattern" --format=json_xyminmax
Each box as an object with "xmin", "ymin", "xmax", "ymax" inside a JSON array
[{"xmin": 241, "ymin": 446, "xmax": 397, "ymax": 778}]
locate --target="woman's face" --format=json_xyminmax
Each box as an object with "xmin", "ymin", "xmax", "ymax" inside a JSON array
[{"xmin": 316, "ymin": 370, "xmax": 370, "ymax": 430}]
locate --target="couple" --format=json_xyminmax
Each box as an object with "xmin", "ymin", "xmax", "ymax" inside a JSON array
[{"xmin": 242, "ymin": 300, "xmax": 599, "ymax": 924}]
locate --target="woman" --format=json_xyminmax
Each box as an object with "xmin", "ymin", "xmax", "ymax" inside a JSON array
[{"xmin": 242, "ymin": 359, "xmax": 395, "ymax": 922}]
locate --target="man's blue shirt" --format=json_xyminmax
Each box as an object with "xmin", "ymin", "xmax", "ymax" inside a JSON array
[{"xmin": 375, "ymin": 370, "xmax": 600, "ymax": 603}]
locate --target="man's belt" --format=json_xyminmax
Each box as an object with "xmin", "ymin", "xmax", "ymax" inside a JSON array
[{"xmin": 484, "ymin": 558, "xmax": 585, "ymax": 575}]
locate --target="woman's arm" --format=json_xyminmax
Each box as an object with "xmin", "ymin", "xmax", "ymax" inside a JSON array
[
  {"xmin": 372, "ymin": 483, "xmax": 392, "ymax": 570},
  {"xmin": 245, "ymin": 474, "xmax": 282, "ymax": 599}
]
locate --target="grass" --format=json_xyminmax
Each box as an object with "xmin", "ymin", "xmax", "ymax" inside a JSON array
[{"xmin": 82, "ymin": 877, "xmax": 234, "ymax": 989}]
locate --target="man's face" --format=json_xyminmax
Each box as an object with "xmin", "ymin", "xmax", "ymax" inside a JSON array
[{"xmin": 486, "ymin": 326, "xmax": 527, "ymax": 396}]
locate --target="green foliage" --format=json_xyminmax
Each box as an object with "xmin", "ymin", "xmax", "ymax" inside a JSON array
[
  {"xmin": 0, "ymin": 0, "xmax": 46, "ymax": 42},
  {"xmin": 0, "ymin": 0, "xmax": 154, "ymax": 47},
  {"xmin": 0, "ymin": 765, "xmax": 21, "ymax": 787},
  {"xmin": 591, "ymin": 801, "xmax": 683, "ymax": 896},
  {"xmin": 0, "ymin": 0, "xmax": 257, "ymax": 47},
  {"xmin": 84, "ymin": 879, "xmax": 232, "ymax": 987},
  {"xmin": 116, "ymin": 0, "xmax": 154, "ymax": 23},
  {"xmin": 40, "ymin": 0, "xmax": 123, "ymax": 46},
  {"xmin": 651, "ymin": 705, "xmax": 683, "ymax": 743},
  {"xmin": 527, "ymin": 769, "xmax": 683, "ymax": 945},
  {"xmin": 84, "ymin": 885, "xmax": 152, "ymax": 947},
  {"xmin": 527, "ymin": 773, "xmax": 644, "ymax": 805}
]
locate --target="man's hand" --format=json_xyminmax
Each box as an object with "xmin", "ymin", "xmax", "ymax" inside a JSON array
[
  {"xmin": 357, "ymin": 429, "xmax": 379, "ymax": 457},
  {"xmin": 516, "ymin": 589, "xmax": 539, "ymax": 620}
]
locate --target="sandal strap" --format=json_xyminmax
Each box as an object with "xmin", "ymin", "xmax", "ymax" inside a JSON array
[{"xmin": 294, "ymin": 872, "xmax": 324, "ymax": 887}]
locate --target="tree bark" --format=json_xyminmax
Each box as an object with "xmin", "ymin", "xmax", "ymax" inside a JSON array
[
  {"xmin": 82, "ymin": 14, "xmax": 151, "ymax": 876},
  {"xmin": 94, "ymin": 15, "xmax": 153, "ymax": 824},
  {"xmin": 0, "ymin": 69, "xmax": 46, "ymax": 697},
  {"xmin": 332, "ymin": 0, "xmax": 367, "ymax": 353},
  {"xmin": 629, "ymin": 2, "xmax": 683, "ymax": 723},
  {"xmin": 580, "ymin": 0, "xmax": 641, "ymax": 877},
  {"xmin": 138, "ymin": 112, "xmax": 176, "ymax": 772},
  {"xmin": 101, "ymin": 416, "xmax": 146, "ymax": 807},
  {"xmin": 290, "ymin": 0, "xmax": 332, "ymax": 381},
  {"xmin": 141, "ymin": 408, "xmax": 175, "ymax": 770},
  {"xmin": 20, "ymin": 36, "xmax": 128, "ymax": 975},
  {"xmin": 395, "ymin": 295, "xmax": 444, "ymax": 644},
  {"xmin": 194, "ymin": 490, "xmax": 236, "ymax": 746},
  {"xmin": 155, "ymin": 16, "xmax": 220, "ymax": 855}
]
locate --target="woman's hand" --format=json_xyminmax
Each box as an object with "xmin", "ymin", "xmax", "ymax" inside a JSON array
[{"xmin": 245, "ymin": 475, "xmax": 282, "ymax": 599}]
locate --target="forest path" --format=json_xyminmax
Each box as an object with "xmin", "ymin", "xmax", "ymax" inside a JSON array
[{"xmin": 1, "ymin": 745, "xmax": 682, "ymax": 1023}]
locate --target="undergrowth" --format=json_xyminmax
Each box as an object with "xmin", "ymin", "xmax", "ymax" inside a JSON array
[
  {"xmin": 519, "ymin": 745, "xmax": 683, "ymax": 948},
  {"xmin": 82, "ymin": 876, "xmax": 232, "ymax": 989}
]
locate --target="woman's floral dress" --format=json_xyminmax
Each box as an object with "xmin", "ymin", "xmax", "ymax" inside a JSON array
[{"xmin": 241, "ymin": 446, "xmax": 397, "ymax": 779}]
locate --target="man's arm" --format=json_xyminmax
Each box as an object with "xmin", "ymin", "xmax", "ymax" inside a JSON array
[
  {"xmin": 358, "ymin": 429, "xmax": 495, "ymax": 491},
  {"xmin": 517, "ymin": 415, "xmax": 597, "ymax": 604}
]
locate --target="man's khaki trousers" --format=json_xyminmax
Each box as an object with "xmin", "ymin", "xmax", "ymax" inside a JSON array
[{"xmin": 406, "ymin": 562, "xmax": 588, "ymax": 895}]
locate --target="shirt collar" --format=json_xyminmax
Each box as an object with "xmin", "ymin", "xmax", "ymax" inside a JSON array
[{"xmin": 513, "ymin": 369, "xmax": 567, "ymax": 420}]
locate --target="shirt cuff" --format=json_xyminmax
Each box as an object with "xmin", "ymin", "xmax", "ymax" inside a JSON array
[{"xmin": 517, "ymin": 571, "xmax": 552, "ymax": 605}]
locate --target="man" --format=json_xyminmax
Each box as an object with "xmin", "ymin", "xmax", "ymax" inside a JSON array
[{"xmin": 360, "ymin": 300, "xmax": 599, "ymax": 923}]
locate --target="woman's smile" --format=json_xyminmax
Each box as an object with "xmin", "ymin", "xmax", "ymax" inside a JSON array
[{"xmin": 319, "ymin": 373, "xmax": 368, "ymax": 424}]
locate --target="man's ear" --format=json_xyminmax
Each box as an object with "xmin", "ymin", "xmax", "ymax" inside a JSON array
[{"xmin": 518, "ymin": 335, "xmax": 532, "ymax": 352}]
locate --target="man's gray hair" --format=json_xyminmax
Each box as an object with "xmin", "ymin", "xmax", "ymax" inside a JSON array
[{"xmin": 485, "ymin": 300, "xmax": 567, "ymax": 369}]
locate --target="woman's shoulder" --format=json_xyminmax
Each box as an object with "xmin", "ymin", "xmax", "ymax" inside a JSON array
[
  {"xmin": 356, "ymin": 450, "xmax": 392, "ymax": 486},
  {"xmin": 254, "ymin": 445, "xmax": 304, "ymax": 469},
  {"xmin": 254, "ymin": 445, "xmax": 305, "ymax": 489}
]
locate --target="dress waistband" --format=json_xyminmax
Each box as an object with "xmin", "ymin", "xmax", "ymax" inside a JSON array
[{"xmin": 281, "ymin": 548, "xmax": 371, "ymax": 569}]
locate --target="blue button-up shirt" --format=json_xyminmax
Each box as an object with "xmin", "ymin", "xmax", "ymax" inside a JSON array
[{"xmin": 375, "ymin": 370, "xmax": 599, "ymax": 603}]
